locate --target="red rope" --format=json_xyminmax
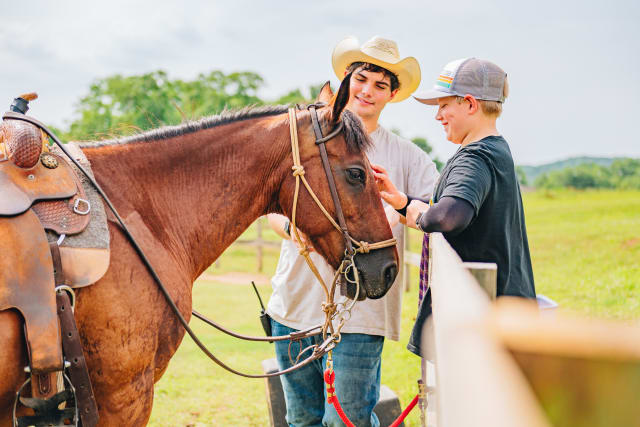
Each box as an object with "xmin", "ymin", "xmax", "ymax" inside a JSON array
[
  {"xmin": 324, "ymin": 368, "xmax": 420, "ymax": 427},
  {"xmin": 388, "ymin": 393, "xmax": 419, "ymax": 427}
]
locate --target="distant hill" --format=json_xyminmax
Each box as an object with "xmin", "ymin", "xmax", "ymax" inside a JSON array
[{"xmin": 519, "ymin": 157, "xmax": 629, "ymax": 185}]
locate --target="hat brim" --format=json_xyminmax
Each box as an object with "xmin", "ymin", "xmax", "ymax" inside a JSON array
[
  {"xmin": 331, "ymin": 37, "xmax": 421, "ymax": 103},
  {"xmin": 413, "ymin": 88, "xmax": 456, "ymax": 105}
]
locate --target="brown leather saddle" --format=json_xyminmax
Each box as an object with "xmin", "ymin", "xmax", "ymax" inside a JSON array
[{"xmin": 0, "ymin": 105, "xmax": 107, "ymax": 424}]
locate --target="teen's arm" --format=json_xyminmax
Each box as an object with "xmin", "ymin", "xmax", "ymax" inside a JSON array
[
  {"xmin": 410, "ymin": 197, "xmax": 474, "ymax": 235},
  {"xmin": 267, "ymin": 213, "xmax": 291, "ymax": 240}
]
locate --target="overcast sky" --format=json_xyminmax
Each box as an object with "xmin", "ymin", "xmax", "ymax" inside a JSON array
[{"xmin": 1, "ymin": 0, "xmax": 638, "ymax": 165}]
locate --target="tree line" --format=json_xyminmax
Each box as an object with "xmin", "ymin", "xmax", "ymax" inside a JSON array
[
  {"xmin": 534, "ymin": 159, "xmax": 640, "ymax": 190},
  {"xmin": 54, "ymin": 69, "xmax": 441, "ymax": 168}
]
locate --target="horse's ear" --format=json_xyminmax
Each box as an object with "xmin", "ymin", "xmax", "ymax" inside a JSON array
[
  {"xmin": 317, "ymin": 81, "xmax": 333, "ymax": 104},
  {"xmin": 331, "ymin": 73, "xmax": 351, "ymax": 125}
]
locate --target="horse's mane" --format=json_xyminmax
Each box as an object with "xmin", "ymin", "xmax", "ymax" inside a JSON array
[{"xmin": 79, "ymin": 104, "xmax": 371, "ymax": 153}]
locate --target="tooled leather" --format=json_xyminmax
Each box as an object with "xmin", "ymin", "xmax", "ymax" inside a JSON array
[
  {"xmin": 1, "ymin": 119, "xmax": 45, "ymax": 168},
  {"xmin": 0, "ymin": 153, "xmax": 77, "ymax": 216},
  {"xmin": 32, "ymin": 168, "xmax": 91, "ymax": 235}
]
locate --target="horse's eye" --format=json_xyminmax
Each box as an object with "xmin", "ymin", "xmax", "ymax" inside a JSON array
[{"xmin": 346, "ymin": 168, "xmax": 365, "ymax": 184}]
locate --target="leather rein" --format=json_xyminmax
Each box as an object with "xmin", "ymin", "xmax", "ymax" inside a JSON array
[{"xmin": 3, "ymin": 105, "xmax": 396, "ymax": 379}]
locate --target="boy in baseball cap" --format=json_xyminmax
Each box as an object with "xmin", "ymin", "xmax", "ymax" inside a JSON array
[{"xmin": 374, "ymin": 58, "xmax": 536, "ymax": 356}]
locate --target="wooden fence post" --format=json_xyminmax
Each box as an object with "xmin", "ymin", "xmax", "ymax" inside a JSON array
[{"xmin": 463, "ymin": 262, "xmax": 497, "ymax": 300}]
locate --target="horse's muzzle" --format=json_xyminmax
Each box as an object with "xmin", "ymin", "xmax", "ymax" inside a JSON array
[{"xmin": 346, "ymin": 249, "xmax": 399, "ymax": 300}]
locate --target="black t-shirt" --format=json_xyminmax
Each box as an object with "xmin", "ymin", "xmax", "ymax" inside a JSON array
[{"xmin": 433, "ymin": 135, "xmax": 535, "ymax": 298}]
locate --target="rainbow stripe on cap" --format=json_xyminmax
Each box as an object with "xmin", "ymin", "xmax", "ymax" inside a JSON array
[
  {"xmin": 433, "ymin": 58, "xmax": 467, "ymax": 91},
  {"xmin": 436, "ymin": 74, "xmax": 453, "ymax": 89}
]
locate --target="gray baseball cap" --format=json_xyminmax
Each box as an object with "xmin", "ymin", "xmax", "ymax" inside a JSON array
[{"xmin": 414, "ymin": 58, "xmax": 507, "ymax": 105}]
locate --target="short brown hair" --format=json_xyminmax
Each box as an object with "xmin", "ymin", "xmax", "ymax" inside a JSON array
[{"xmin": 346, "ymin": 62, "xmax": 400, "ymax": 92}]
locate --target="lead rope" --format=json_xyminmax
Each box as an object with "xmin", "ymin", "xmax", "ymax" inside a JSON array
[{"xmin": 324, "ymin": 353, "xmax": 420, "ymax": 427}]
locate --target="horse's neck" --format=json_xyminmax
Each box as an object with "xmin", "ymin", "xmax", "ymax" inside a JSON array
[{"xmin": 83, "ymin": 118, "xmax": 290, "ymax": 279}]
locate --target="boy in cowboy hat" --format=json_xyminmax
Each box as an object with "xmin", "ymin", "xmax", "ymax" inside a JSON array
[
  {"xmin": 374, "ymin": 58, "xmax": 536, "ymax": 356},
  {"xmin": 266, "ymin": 36, "xmax": 439, "ymax": 426}
]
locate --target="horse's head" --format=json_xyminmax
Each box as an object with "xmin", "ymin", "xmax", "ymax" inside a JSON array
[{"xmin": 278, "ymin": 80, "xmax": 399, "ymax": 300}]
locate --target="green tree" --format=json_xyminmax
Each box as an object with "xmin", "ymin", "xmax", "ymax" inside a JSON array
[
  {"xmin": 410, "ymin": 136, "xmax": 432, "ymax": 155},
  {"xmin": 272, "ymin": 83, "xmax": 326, "ymax": 105},
  {"xmin": 535, "ymin": 163, "xmax": 616, "ymax": 189},
  {"xmin": 389, "ymin": 128, "xmax": 443, "ymax": 170},
  {"xmin": 610, "ymin": 158, "xmax": 640, "ymax": 189},
  {"xmin": 410, "ymin": 135, "xmax": 443, "ymax": 171},
  {"xmin": 65, "ymin": 70, "xmax": 264, "ymax": 141}
]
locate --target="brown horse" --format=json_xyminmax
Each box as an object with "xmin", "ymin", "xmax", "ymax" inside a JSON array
[{"xmin": 0, "ymin": 90, "xmax": 398, "ymax": 425}]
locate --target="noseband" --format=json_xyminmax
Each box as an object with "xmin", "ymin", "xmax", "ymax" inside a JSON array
[{"xmin": 287, "ymin": 105, "xmax": 396, "ymax": 338}]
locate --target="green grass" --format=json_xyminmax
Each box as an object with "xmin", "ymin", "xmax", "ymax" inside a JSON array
[
  {"xmin": 150, "ymin": 279, "xmax": 277, "ymax": 426},
  {"xmin": 149, "ymin": 191, "xmax": 640, "ymax": 425},
  {"xmin": 524, "ymin": 189, "xmax": 640, "ymax": 319}
]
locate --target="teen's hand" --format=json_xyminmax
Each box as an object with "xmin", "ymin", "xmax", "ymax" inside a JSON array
[
  {"xmin": 406, "ymin": 199, "xmax": 429, "ymax": 230},
  {"xmin": 371, "ymin": 164, "xmax": 407, "ymax": 209}
]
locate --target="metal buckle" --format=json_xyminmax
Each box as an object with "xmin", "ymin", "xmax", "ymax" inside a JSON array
[
  {"xmin": 55, "ymin": 285, "xmax": 76, "ymax": 312},
  {"xmin": 73, "ymin": 198, "xmax": 91, "ymax": 215}
]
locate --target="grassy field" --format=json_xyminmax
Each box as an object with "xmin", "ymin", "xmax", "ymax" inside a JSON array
[
  {"xmin": 525, "ymin": 190, "xmax": 640, "ymax": 319},
  {"xmin": 149, "ymin": 190, "xmax": 640, "ymax": 426}
]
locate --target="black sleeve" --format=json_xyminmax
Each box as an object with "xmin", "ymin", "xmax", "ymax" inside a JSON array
[
  {"xmin": 395, "ymin": 195, "xmax": 430, "ymax": 217},
  {"xmin": 417, "ymin": 196, "xmax": 474, "ymax": 235}
]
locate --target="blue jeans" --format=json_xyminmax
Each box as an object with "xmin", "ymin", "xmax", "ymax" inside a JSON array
[{"xmin": 271, "ymin": 318, "xmax": 384, "ymax": 427}]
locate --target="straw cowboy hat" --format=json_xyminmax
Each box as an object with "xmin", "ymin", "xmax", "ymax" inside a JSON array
[{"xmin": 331, "ymin": 36, "xmax": 421, "ymax": 103}]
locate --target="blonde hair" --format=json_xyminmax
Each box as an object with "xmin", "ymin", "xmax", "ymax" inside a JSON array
[{"xmin": 456, "ymin": 77, "xmax": 509, "ymax": 117}]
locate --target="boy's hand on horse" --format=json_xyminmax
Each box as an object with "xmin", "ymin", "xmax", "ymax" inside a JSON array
[{"xmin": 372, "ymin": 164, "xmax": 407, "ymax": 210}]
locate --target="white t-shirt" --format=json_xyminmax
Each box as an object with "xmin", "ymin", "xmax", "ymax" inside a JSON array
[{"xmin": 267, "ymin": 126, "xmax": 439, "ymax": 340}]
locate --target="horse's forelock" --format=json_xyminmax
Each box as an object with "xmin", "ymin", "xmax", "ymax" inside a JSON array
[{"xmin": 337, "ymin": 110, "xmax": 372, "ymax": 154}]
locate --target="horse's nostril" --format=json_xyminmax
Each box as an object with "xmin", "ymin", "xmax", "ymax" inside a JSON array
[{"xmin": 382, "ymin": 262, "xmax": 398, "ymax": 288}]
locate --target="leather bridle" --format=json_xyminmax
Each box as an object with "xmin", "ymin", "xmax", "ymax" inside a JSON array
[
  {"xmin": 286, "ymin": 104, "xmax": 397, "ymax": 340},
  {"xmin": 6, "ymin": 105, "xmax": 397, "ymax": 379}
]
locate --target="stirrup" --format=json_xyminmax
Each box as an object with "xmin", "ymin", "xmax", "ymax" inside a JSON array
[{"xmin": 13, "ymin": 371, "xmax": 78, "ymax": 427}]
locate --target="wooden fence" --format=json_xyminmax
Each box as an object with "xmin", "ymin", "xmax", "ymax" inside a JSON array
[
  {"xmin": 227, "ymin": 220, "xmax": 640, "ymax": 426},
  {"xmin": 233, "ymin": 217, "xmax": 280, "ymax": 272},
  {"xmin": 419, "ymin": 232, "xmax": 640, "ymax": 427}
]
